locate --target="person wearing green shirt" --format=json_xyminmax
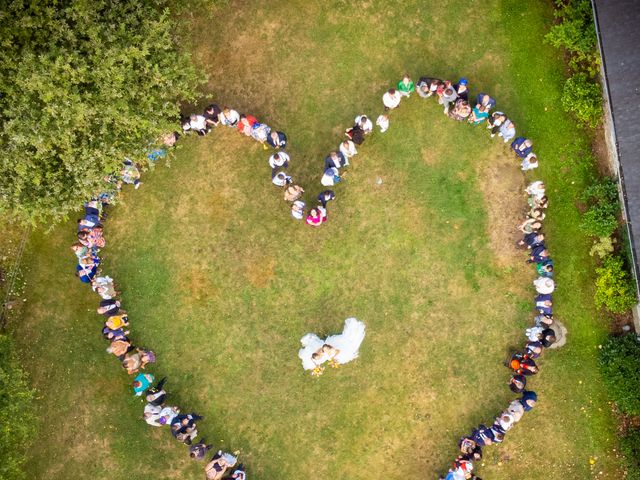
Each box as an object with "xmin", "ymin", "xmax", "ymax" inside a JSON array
[{"xmin": 397, "ymin": 74, "xmax": 415, "ymax": 97}]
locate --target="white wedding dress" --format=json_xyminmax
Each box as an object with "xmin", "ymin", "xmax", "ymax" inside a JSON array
[{"xmin": 298, "ymin": 317, "xmax": 366, "ymax": 370}]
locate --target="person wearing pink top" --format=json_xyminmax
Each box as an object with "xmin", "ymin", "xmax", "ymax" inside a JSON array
[{"xmin": 306, "ymin": 206, "xmax": 327, "ymax": 227}]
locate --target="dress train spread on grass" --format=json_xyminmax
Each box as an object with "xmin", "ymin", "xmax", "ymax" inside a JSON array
[{"xmin": 298, "ymin": 317, "xmax": 366, "ymax": 371}]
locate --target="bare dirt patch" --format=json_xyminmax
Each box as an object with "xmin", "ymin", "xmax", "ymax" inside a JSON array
[{"xmin": 476, "ymin": 148, "xmax": 526, "ymax": 267}]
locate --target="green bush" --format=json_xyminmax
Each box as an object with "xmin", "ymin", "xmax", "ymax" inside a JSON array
[
  {"xmin": 581, "ymin": 177, "xmax": 619, "ymax": 205},
  {"xmin": 562, "ymin": 73, "xmax": 602, "ymax": 127},
  {"xmin": 589, "ymin": 236, "xmax": 615, "ymax": 259},
  {"xmin": 620, "ymin": 427, "xmax": 640, "ymax": 480},
  {"xmin": 546, "ymin": 0, "xmax": 599, "ymax": 76},
  {"xmin": 580, "ymin": 205, "xmax": 618, "ymax": 237},
  {"xmin": 595, "ymin": 256, "xmax": 637, "ymax": 314},
  {"xmin": 0, "ymin": 1, "xmax": 202, "ymax": 224},
  {"xmin": 600, "ymin": 334, "xmax": 640, "ymax": 415},
  {"xmin": 580, "ymin": 177, "xmax": 619, "ymax": 237},
  {"xmin": 0, "ymin": 334, "xmax": 36, "ymax": 479}
]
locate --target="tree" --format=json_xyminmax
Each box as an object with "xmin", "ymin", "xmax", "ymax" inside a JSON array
[{"xmin": 0, "ymin": 1, "xmax": 202, "ymax": 224}]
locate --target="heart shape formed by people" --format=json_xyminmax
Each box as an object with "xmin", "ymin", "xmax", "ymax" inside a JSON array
[{"xmin": 72, "ymin": 74, "xmax": 561, "ymax": 479}]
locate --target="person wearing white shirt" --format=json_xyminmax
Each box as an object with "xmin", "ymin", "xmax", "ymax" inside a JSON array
[
  {"xmin": 272, "ymin": 171, "xmax": 292, "ymax": 187},
  {"xmin": 321, "ymin": 167, "xmax": 340, "ymax": 186},
  {"xmin": 382, "ymin": 89, "xmax": 402, "ymax": 110},
  {"xmin": 189, "ymin": 114, "xmax": 208, "ymax": 136},
  {"xmin": 219, "ymin": 107, "xmax": 240, "ymax": 127},
  {"xmin": 376, "ymin": 114, "xmax": 389, "ymax": 133},
  {"xmin": 354, "ymin": 115, "xmax": 373, "ymax": 134},
  {"xmin": 269, "ymin": 152, "xmax": 290, "ymax": 177},
  {"xmin": 339, "ymin": 139, "xmax": 357, "ymax": 160},
  {"xmin": 291, "ymin": 200, "xmax": 305, "ymax": 220},
  {"xmin": 533, "ymin": 277, "xmax": 555, "ymax": 294}
]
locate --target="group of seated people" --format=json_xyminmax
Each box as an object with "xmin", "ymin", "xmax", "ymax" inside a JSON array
[{"xmin": 71, "ymin": 73, "xmax": 558, "ymax": 478}]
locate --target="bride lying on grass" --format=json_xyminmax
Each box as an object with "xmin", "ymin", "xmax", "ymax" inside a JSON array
[{"xmin": 298, "ymin": 317, "xmax": 366, "ymax": 376}]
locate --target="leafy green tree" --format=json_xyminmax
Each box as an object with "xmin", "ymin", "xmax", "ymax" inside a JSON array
[
  {"xmin": 0, "ymin": 334, "xmax": 35, "ymax": 480},
  {"xmin": 0, "ymin": 1, "xmax": 202, "ymax": 224}
]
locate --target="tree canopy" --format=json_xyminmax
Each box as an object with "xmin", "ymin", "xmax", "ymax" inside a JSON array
[{"xmin": 0, "ymin": 0, "xmax": 202, "ymax": 224}]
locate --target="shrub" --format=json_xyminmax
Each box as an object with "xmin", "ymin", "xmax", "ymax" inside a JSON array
[
  {"xmin": 599, "ymin": 334, "xmax": 640, "ymax": 416},
  {"xmin": 580, "ymin": 177, "xmax": 620, "ymax": 237},
  {"xmin": 620, "ymin": 427, "xmax": 640, "ymax": 480},
  {"xmin": 581, "ymin": 177, "xmax": 619, "ymax": 205},
  {"xmin": 0, "ymin": 334, "xmax": 36, "ymax": 479},
  {"xmin": 561, "ymin": 73, "xmax": 602, "ymax": 127},
  {"xmin": 580, "ymin": 205, "xmax": 618, "ymax": 237},
  {"xmin": 595, "ymin": 256, "xmax": 637, "ymax": 314},
  {"xmin": 546, "ymin": 0, "xmax": 599, "ymax": 76},
  {"xmin": 0, "ymin": 1, "xmax": 202, "ymax": 224},
  {"xmin": 589, "ymin": 236, "xmax": 615, "ymax": 259}
]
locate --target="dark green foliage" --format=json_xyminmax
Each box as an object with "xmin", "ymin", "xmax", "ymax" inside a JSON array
[
  {"xmin": 546, "ymin": 0, "xmax": 602, "ymax": 126},
  {"xmin": 594, "ymin": 256, "xmax": 637, "ymax": 313},
  {"xmin": 580, "ymin": 177, "xmax": 620, "ymax": 237},
  {"xmin": 0, "ymin": 1, "xmax": 202, "ymax": 224},
  {"xmin": 620, "ymin": 427, "xmax": 640, "ymax": 480},
  {"xmin": 0, "ymin": 334, "xmax": 35, "ymax": 480},
  {"xmin": 562, "ymin": 73, "xmax": 602, "ymax": 128},
  {"xmin": 546, "ymin": 0, "xmax": 599, "ymax": 76},
  {"xmin": 600, "ymin": 334, "xmax": 640, "ymax": 415}
]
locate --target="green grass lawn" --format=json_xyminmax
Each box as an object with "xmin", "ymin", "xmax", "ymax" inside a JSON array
[{"xmin": 9, "ymin": 1, "xmax": 623, "ymax": 479}]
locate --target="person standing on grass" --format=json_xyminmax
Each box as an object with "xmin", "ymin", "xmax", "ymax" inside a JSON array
[
  {"xmin": 417, "ymin": 76, "xmax": 442, "ymax": 98},
  {"xmin": 317, "ymin": 190, "xmax": 335, "ymax": 208},
  {"xmin": 266, "ymin": 130, "xmax": 287, "ymax": 149},
  {"xmin": 205, "ymin": 451, "xmax": 238, "ymax": 480},
  {"xmin": 475, "ymin": 93, "xmax": 496, "ymax": 111},
  {"xmin": 355, "ymin": 114, "xmax": 373, "ymax": 134},
  {"xmin": 237, "ymin": 114, "xmax": 258, "ymax": 136},
  {"xmin": 511, "ymin": 137, "xmax": 533, "ymax": 158},
  {"xmin": 487, "ymin": 111, "xmax": 506, "ymax": 135},
  {"xmin": 189, "ymin": 113, "xmax": 209, "ymax": 136},
  {"xmin": 269, "ymin": 152, "xmax": 290, "ymax": 177},
  {"xmin": 219, "ymin": 107, "xmax": 240, "ymax": 127},
  {"xmin": 190, "ymin": 439, "xmax": 213, "ymax": 460},
  {"xmin": 324, "ymin": 151, "xmax": 347, "ymax": 170},
  {"xmin": 517, "ymin": 218, "xmax": 542, "ymax": 234},
  {"xmin": 204, "ymin": 104, "xmax": 221, "ymax": 128},
  {"xmin": 376, "ymin": 113, "xmax": 390, "ymax": 132},
  {"xmin": 283, "ymin": 184, "xmax": 304, "ymax": 202},
  {"xmin": 498, "ymin": 119, "xmax": 516, "ymax": 143},
  {"xmin": 535, "ymin": 293, "xmax": 553, "ymax": 315},
  {"xmin": 519, "ymin": 390, "xmax": 538, "ymax": 411},
  {"xmin": 439, "ymin": 86, "xmax": 458, "ymax": 114},
  {"xmin": 306, "ymin": 206, "xmax": 327, "ymax": 226},
  {"xmin": 397, "ymin": 74, "xmax": 415, "ymax": 97},
  {"xmin": 133, "ymin": 373, "xmax": 155, "ymax": 396},
  {"xmin": 509, "ymin": 374, "xmax": 527, "ymax": 393},
  {"xmin": 383, "ymin": 89, "xmax": 402, "ymax": 110},
  {"xmin": 468, "ymin": 104, "xmax": 489, "ymax": 125},
  {"xmin": 521, "ymin": 153, "xmax": 539, "ymax": 171},
  {"xmin": 453, "ymin": 78, "xmax": 469, "ymax": 101},
  {"xmin": 339, "ymin": 139, "xmax": 357, "ymax": 160}
]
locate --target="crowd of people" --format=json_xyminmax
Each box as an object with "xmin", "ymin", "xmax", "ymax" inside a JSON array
[{"xmin": 71, "ymin": 71, "xmax": 554, "ymax": 479}]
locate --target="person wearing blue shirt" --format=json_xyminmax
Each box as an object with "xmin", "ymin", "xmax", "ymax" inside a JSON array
[
  {"xmin": 133, "ymin": 373, "xmax": 155, "ymax": 396},
  {"xmin": 519, "ymin": 390, "xmax": 538, "ymax": 411},
  {"xmin": 511, "ymin": 137, "xmax": 533, "ymax": 158},
  {"xmin": 475, "ymin": 93, "xmax": 496, "ymax": 110},
  {"xmin": 266, "ymin": 130, "xmax": 287, "ymax": 149}
]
